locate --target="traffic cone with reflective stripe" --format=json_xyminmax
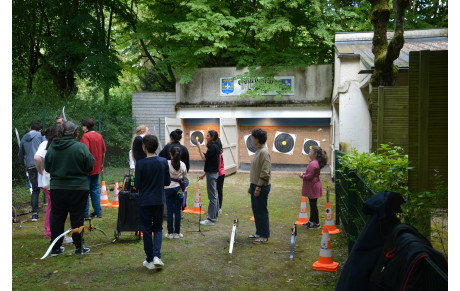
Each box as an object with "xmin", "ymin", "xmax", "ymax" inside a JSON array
[
  {"xmin": 295, "ymin": 196, "xmax": 309, "ymax": 225},
  {"xmin": 100, "ymin": 181, "xmax": 110, "ymax": 206},
  {"xmin": 187, "ymin": 187, "xmax": 205, "ymax": 214},
  {"xmin": 107, "ymin": 182, "xmax": 119, "ymax": 207},
  {"xmin": 324, "ymin": 202, "xmax": 340, "ymax": 234},
  {"xmin": 312, "ymin": 225, "xmax": 339, "ymax": 272}
]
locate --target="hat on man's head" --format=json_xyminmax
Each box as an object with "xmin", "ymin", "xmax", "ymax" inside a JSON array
[{"xmin": 63, "ymin": 121, "xmax": 78, "ymax": 136}]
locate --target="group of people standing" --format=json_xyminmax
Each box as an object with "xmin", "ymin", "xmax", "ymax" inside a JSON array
[
  {"xmin": 19, "ymin": 119, "xmax": 327, "ymax": 269},
  {"xmin": 18, "ymin": 117, "xmax": 106, "ymax": 256}
]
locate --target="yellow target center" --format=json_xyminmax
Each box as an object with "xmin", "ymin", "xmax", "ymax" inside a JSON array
[
  {"xmin": 196, "ymin": 136, "xmax": 199, "ymax": 140},
  {"xmin": 282, "ymin": 141, "xmax": 287, "ymax": 146}
]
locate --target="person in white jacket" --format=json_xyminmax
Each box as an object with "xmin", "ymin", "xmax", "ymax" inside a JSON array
[{"xmin": 164, "ymin": 146, "xmax": 188, "ymax": 239}]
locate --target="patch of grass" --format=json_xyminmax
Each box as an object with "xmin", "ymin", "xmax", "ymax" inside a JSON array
[{"xmin": 13, "ymin": 169, "xmax": 347, "ymax": 290}]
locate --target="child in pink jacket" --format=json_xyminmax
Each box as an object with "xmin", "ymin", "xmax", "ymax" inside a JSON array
[{"xmin": 299, "ymin": 146, "xmax": 328, "ymax": 229}]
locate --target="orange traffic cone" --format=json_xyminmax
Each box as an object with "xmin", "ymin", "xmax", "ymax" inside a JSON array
[
  {"xmin": 187, "ymin": 187, "xmax": 205, "ymax": 214},
  {"xmin": 295, "ymin": 196, "xmax": 309, "ymax": 225},
  {"xmin": 312, "ymin": 225, "xmax": 339, "ymax": 272},
  {"xmin": 100, "ymin": 181, "xmax": 110, "ymax": 206},
  {"xmin": 250, "ymin": 216, "xmax": 255, "ymax": 221},
  {"xmin": 324, "ymin": 202, "xmax": 340, "ymax": 234},
  {"xmin": 107, "ymin": 182, "xmax": 119, "ymax": 207}
]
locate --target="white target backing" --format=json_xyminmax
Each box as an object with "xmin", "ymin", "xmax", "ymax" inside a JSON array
[
  {"xmin": 244, "ymin": 134, "xmax": 257, "ymax": 156},
  {"xmin": 302, "ymin": 139, "xmax": 320, "ymax": 155},
  {"xmin": 272, "ymin": 131, "xmax": 296, "ymax": 155},
  {"xmin": 190, "ymin": 131, "xmax": 205, "ymax": 146}
]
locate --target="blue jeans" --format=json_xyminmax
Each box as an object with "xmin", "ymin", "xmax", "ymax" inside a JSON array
[
  {"xmin": 139, "ymin": 204, "xmax": 163, "ymax": 262},
  {"xmin": 206, "ymin": 172, "xmax": 219, "ymax": 222},
  {"xmin": 250, "ymin": 183, "xmax": 271, "ymax": 238},
  {"xmin": 85, "ymin": 174, "xmax": 101, "ymax": 216},
  {"xmin": 165, "ymin": 187, "xmax": 182, "ymax": 234}
]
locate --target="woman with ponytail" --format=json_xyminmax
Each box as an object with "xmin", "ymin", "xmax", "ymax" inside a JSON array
[
  {"xmin": 164, "ymin": 146, "xmax": 188, "ymax": 239},
  {"xmin": 159, "ymin": 129, "xmax": 190, "ymax": 172},
  {"xmin": 299, "ymin": 146, "xmax": 328, "ymax": 229},
  {"xmin": 197, "ymin": 130, "xmax": 221, "ymax": 226}
]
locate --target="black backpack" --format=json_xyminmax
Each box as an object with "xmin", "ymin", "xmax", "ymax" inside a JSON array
[{"xmin": 369, "ymin": 223, "xmax": 448, "ymax": 291}]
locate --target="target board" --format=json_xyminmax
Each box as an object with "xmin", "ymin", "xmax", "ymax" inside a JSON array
[
  {"xmin": 190, "ymin": 131, "xmax": 205, "ymax": 146},
  {"xmin": 302, "ymin": 139, "xmax": 320, "ymax": 155},
  {"xmin": 272, "ymin": 132, "xmax": 296, "ymax": 155},
  {"xmin": 244, "ymin": 134, "xmax": 258, "ymax": 156}
]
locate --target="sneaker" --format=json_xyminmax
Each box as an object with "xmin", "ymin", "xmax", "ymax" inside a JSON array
[
  {"xmin": 165, "ymin": 233, "xmax": 174, "ymax": 239},
  {"xmin": 75, "ymin": 247, "xmax": 90, "ymax": 255},
  {"xmin": 248, "ymin": 234, "xmax": 260, "ymax": 239},
  {"xmin": 31, "ymin": 214, "xmax": 38, "ymax": 222},
  {"xmin": 218, "ymin": 209, "xmax": 222, "ymax": 216},
  {"xmin": 308, "ymin": 223, "xmax": 321, "ymax": 229},
  {"xmin": 90, "ymin": 212, "xmax": 102, "ymax": 218},
  {"xmin": 173, "ymin": 233, "xmax": 183, "ymax": 239},
  {"xmin": 143, "ymin": 260, "xmax": 155, "ymax": 270},
  {"xmin": 200, "ymin": 219, "xmax": 215, "ymax": 226},
  {"xmin": 302, "ymin": 221, "xmax": 313, "ymax": 228},
  {"xmin": 253, "ymin": 237, "xmax": 268, "ymax": 244},
  {"xmin": 153, "ymin": 256, "xmax": 164, "ymax": 269},
  {"xmin": 51, "ymin": 246, "xmax": 65, "ymax": 257}
]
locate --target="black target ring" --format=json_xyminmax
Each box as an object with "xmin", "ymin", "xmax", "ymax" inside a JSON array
[
  {"xmin": 303, "ymin": 140, "xmax": 319, "ymax": 154},
  {"xmin": 190, "ymin": 131, "xmax": 204, "ymax": 146},
  {"xmin": 245, "ymin": 135, "xmax": 258, "ymax": 153},
  {"xmin": 274, "ymin": 133, "xmax": 295, "ymax": 153}
]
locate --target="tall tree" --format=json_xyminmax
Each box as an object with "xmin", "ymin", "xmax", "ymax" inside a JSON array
[
  {"xmin": 12, "ymin": 0, "xmax": 122, "ymax": 99},
  {"xmin": 370, "ymin": 0, "xmax": 410, "ymax": 86}
]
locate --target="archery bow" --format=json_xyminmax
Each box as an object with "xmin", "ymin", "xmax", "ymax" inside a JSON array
[
  {"xmin": 62, "ymin": 106, "xmax": 67, "ymax": 122},
  {"xmin": 229, "ymin": 218, "xmax": 238, "ymax": 254},
  {"xmin": 40, "ymin": 225, "xmax": 114, "ymax": 259},
  {"xmin": 290, "ymin": 223, "xmax": 297, "ymax": 261},
  {"xmin": 15, "ymin": 128, "xmax": 32, "ymax": 194}
]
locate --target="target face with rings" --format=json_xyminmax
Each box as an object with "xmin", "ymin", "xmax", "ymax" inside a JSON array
[
  {"xmin": 272, "ymin": 132, "xmax": 296, "ymax": 155},
  {"xmin": 302, "ymin": 139, "xmax": 320, "ymax": 155},
  {"xmin": 190, "ymin": 131, "xmax": 205, "ymax": 146},
  {"xmin": 245, "ymin": 135, "xmax": 258, "ymax": 155}
]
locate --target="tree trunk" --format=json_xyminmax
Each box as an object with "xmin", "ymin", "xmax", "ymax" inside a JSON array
[{"xmin": 370, "ymin": 0, "xmax": 409, "ymax": 87}]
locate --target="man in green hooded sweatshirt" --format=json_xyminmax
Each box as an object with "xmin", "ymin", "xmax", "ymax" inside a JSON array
[{"xmin": 44, "ymin": 121, "xmax": 95, "ymax": 256}]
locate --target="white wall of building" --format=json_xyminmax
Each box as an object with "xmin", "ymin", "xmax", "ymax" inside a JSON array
[{"xmin": 333, "ymin": 56, "xmax": 372, "ymax": 153}]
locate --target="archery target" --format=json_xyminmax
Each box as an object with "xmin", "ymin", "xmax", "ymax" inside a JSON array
[
  {"xmin": 302, "ymin": 139, "xmax": 320, "ymax": 155},
  {"xmin": 190, "ymin": 131, "xmax": 205, "ymax": 146},
  {"xmin": 244, "ymin": 134, "xmax": 258, "ymax": 155},
  {"xmin": 272, "ymin": 132, "xmax": 296, "ymax": 155}
]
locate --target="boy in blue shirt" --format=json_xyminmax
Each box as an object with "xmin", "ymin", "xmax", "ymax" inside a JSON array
[{"xmin": 134, "ymin": 134, "xmax": 171, "ymax": 269}]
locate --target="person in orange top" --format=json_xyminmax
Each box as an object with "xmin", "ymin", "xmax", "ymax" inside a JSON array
[
  {"xmin": 299, "ymin": 146, "xmax": 327, "ymax": 229},
  {"xmin": 80, "ymin": 118, "xmax": 106, "ymax": 219}
]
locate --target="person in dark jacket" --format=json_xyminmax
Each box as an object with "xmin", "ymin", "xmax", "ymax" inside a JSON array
[
  {"xmin": 44, "ymin": 121, "xmax": 95, "ymax": 256},
  {"xmin": 18, "ymin": 122, "xmax": 46, "ymax": 221},
  {"xmin": 134, "ymin": 134, "xmax": 170, "ymax": 270},
  {"xmin": 159, "ymin": 129, "xmax": 190, "ymax": 172},
  {"xmin": 197, "ymin": 130, "xmax": 221, "ymax": 226},
  {"xmin": 131, "ymin": 125, "xmax": 151, "ymax": 162}
]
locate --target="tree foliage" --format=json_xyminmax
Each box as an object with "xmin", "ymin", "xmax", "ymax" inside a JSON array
[
  {"xmin": 12, "ymin": 0, "xmax": 448, "ymax": 100},
  {"xmin": 13, "ymin": 0, "xmax": 122, "ymax": 99}
]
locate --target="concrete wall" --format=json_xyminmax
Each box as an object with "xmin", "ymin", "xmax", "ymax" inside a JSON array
[
  {"xmin": 176, "ymin": 65, "xmax": 332, "ymax": 105},
  {"xmin": 334, "ymin": 57, "xmax": 372, "ymax": 153},
  {"xmin": 132, "ymin": 92, "xmax": 176, "ymax": 147}
]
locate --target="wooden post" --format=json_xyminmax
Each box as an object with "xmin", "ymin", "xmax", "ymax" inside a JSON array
[{"xmin": 377, "ymin": 86, "xmax": 385, "ymax": 149}]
